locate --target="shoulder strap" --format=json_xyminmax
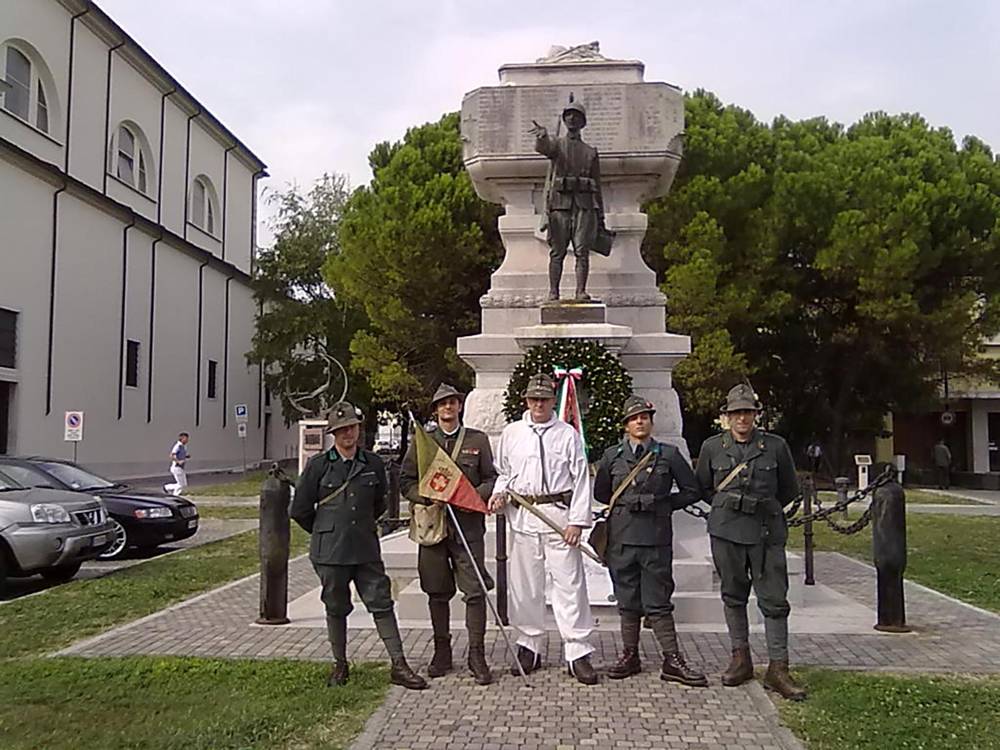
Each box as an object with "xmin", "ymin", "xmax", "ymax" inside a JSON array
[
  {"xmin": 606, "ymin": 450, "xmax": 654, "ymax": 512},
  {"xmin": 449, "ymin": 427, "xmax": 467, "ymax": 462},
  {"xmin": 316, "ymin": 481, "xmax": 349, "ymax": 508},
  {"xmin": 716, "ymin": 460, "xmax": 749, "ymax": 493}
]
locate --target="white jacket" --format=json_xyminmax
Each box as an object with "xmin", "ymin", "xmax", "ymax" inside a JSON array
[{"xmin": 494, "ymin": 411, "xmax": 592, "ymax": 533}]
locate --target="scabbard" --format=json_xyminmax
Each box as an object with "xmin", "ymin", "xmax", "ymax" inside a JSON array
[{"xmin": 506, "ymin": 490, "xmax": 604, "ymax": 566}]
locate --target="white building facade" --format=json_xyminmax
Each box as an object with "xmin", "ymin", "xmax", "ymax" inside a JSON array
[{"xmin": 1, "ymin": 0, "xmax": 296, "ymax": 477}]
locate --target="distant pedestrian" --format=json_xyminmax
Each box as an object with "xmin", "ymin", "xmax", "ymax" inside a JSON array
[
  {"xmin": 163, "ymin": 432, "xmax": 190, "ymax": 496},
  {"xmin": 806, "ymin": 439, "xmax": 823, "ymax": 475},
  {"xmin": 933, "ymin": 439, "xmax": 952, "ymax": 490}
]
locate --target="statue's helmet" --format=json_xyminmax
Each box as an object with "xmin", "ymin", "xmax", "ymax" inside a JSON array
[{"xmin": 562, "ymin": 100, "xmax": 587, "ymax": 126}]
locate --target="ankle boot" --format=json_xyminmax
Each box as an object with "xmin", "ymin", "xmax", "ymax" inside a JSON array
[
  {"xmin": 568, "ymin": 654, "xmax": 598, "ymax": 685},
  {"xmin": 763, "ymin": 660, "xmax": 807, "ymax": 701},
  {"xmin": 468, "ymin": 646, "xmax": 493, "ymax": 685},
  {"xmin": 511, "ymin": 645, "xmax": 540, "ymax": 676},
  {"xmin": 428, "ymin": 636, "xmax": 452, "ymax": 678},
  {"xmin": 721, "ymin": 646, "xmax": 754, "ymax": 687},
  {"xmin": 607, "ymin": 646, "xmax": 641, "ymax": 679},
  {"xmin": 390, "ymin": 657, "xmax": 428, "ymax": 690},
  {"xmin": 326, "ymin": 660, "xmax": 349, "ymax": 687},
  {"xmin": 660, "ymin": 652, "xmax": 708, "ymax": 687}
]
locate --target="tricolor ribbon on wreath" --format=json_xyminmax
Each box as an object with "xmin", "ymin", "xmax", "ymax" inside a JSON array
[{"xmin": 553, "ymin": 366, "xmax": 587, "ymax": 451}]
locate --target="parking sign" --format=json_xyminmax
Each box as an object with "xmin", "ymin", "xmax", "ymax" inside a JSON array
[
  {"xmin": 64, "ymin": 411, "xmax": 84, "ymax": 442},
  {"xmin": 237, "ymin": 422, "xmax": 248, "ymax": 438},
  {"xmin": 234, "ymin": 403, "xmax": 248, "ymax": 423}
]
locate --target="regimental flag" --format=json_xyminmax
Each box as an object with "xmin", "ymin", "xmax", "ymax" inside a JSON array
[
  {"xmin": 554, "ymin": 366, "xmax": 587, "ymax": 450},
  {"xmin": 413, "ymin": 419, "xmax": 488, "ymax": 514}
]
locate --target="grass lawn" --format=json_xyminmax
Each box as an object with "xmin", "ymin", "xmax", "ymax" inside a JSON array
[
  {"xmin": 0, "ymin": 657, "xmax": 388, "ymax": 750},
  {"xmin": 192, "ymin": 469, "xmax": 299, "ymax": 497},
  {"xmin": 197, "ymin": 503, "xmax": 261, "ymax": 519},
  {"xmin": 817, "ymin": 489, "xmax": 982, "ymax": 506},
  {"xmin": 788, "ymin": 512, "xmax": 1000, "ymax": 613},
  {"xmin": 0, "ymin": 527, "xmax": 308, "ymax": 659},
  {"xmin": 781, "ymin": 670, "xmax": 1000, "ymax": 750}
]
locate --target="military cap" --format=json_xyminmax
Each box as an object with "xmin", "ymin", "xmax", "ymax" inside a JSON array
[
  {"xmin": 522, "ymin": 373, "xmax": 557, "ymax": 399},
  {"xmin": 326, "ymin": 401, "xmax": 364, "ymax": 432},
  {"xmin": 562, "ymin": 100, "xmax": 587, "ymax": 126},
  {"xmin": 430, "ymin": 383, "xmax": 464, "ymax": 408},
  {"xmin": 622, "ymin": 394, "xmax": 656, "ymax": 423},
  {"xmin": 723, "ymin": 383, "xmax": 761, "ymax": 413}
]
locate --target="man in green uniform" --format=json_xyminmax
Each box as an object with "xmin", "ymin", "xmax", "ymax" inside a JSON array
[
  {"xmin": 291, "ymin": 401, "xmax": 427, "ymax": 690},
  {"xmin": 594, "ymin": 395, "xmax": 708, "ymax": 686},
  {"xmin": 695, "ymin": 384, "xmax": 806, "ymax": 700},
  {"xmin": 400, "ymin": 384, "xmax": 497, "ymax": 685}
]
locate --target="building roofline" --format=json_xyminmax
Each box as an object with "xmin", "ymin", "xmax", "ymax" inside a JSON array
[{"xmin": 58, "ymin": 0, "xmax": 268, "ymax": 175}]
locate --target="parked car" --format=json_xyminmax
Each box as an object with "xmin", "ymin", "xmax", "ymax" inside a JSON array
[
  {"xmin": 0, "ymin": 468, "xmax": 115, "ymax": 594},
  {"xmin": 0, "ymin": 458, "xmax": 199, "ymax": 560}
]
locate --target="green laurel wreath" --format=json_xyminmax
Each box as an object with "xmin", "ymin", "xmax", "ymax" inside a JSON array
[{"xmin": 502, "ymin": 339, "xmax": 633, "ymax": 459}]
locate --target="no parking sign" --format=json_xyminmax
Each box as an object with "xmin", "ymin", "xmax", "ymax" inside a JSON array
[{"xmin": 64, "ymin": 411, "xmax": 84, "ymax": 442}]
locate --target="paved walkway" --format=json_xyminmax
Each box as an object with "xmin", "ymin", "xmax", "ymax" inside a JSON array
[{"xmin": 55, "ymin": 546, "xmax": 1000, "ymax": 749}]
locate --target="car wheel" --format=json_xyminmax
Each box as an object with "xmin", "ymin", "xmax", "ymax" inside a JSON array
[
  {"xmin": 40, "ymin": 561, "xmax": 83, "ymax": 583},
  {"xmin": 0, "ymin": 549, "xmax": 8, "ymax": 596},
  {"xmin": 99, "ymin": 519, "xmax": 129, "ymax": 560}
]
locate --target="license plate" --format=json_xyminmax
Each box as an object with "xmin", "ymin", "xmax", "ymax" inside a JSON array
[
  {"xmin": 92, "ymin": 534, "xmax": 107, "ymax": 546},
  {"xmin": 187, "ymin": 519, "xmax": 198, "ymax": 529}
]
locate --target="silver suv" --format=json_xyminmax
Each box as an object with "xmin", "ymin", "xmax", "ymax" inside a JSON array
[{"xmin": 0, "ymin": 468, "xmax": 115, "ymax": 593}]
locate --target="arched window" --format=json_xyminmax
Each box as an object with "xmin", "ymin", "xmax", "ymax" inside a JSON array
[
  {"xmin": 1, "ymin": 41, "xmax": 57, "ymax": 135},
  {"xmin": 109, "ymin": 121, "xmax": 155, "ymax": 196},
  {"xmin": 191, "ymin": 175, "xmax": 219, "ymax": 235}
]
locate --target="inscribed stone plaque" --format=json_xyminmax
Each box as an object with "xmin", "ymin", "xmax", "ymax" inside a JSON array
[{"xmin": 462, "ymin": 82, "xmax": 682, "ymax": 159}]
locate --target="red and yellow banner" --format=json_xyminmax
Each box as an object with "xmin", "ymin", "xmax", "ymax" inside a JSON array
[{"xmin": 414, "ymin": 422, "xmax": 488, "ymax": 514}]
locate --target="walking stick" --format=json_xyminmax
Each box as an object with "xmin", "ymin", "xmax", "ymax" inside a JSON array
[
  {"xmin": 505, "ymin": 490, "xmax": 605, "ymax": 566},
  {"xmin": 443, "ymin": 502, "xmax": 532, "ymax": 686}
]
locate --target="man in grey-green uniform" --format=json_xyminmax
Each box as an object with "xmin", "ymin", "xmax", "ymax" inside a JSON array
[
  {"xmin": 695, "ymin": 384, "xmax": 806, "ymax": 700},
  {"xmin": 291, "ymin": 401, "xmax": 427, "ymax": 690},
  {"xmin": 400, "ymin": 383, "xmax": 497, "ymax": 685},
  {"xmin": 594, "ymin": 395, "xmax": 708, "ymax": 686}
]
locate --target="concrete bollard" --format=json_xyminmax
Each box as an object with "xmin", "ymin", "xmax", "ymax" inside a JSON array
[
  {"xmin": 872, "ymin": 478, "xmax": 910, "ymax": 632},
  {"xmin": 256, "ymin": 463, "xmax": 291, "ymax": 625}
]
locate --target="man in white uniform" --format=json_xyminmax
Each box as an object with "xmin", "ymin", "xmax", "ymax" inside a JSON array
[
  {"xmin": 163, "ymin": 432, "xmax": 189, "ymax": 496},
  {"xmin": 489, "ymin": 373, "xmax": 597, "ymax": 685}
]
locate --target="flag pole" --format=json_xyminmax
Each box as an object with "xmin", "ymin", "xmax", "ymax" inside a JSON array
[
  {"xmin": 443, "ymin": 502, "xmax": 531, "ymax": 686},
  {"xmin": 506, "ymin": 490, "xmax": 605, "ymax": 566}
]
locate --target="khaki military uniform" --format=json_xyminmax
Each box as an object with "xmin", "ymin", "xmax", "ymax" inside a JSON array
[
  {"xmin": 400, "ymin": 426, "xmax": 497, "ymax": 603},
  {"xmin": 696, "ymin": 428, "xmax": 800, "ymax": 660}
]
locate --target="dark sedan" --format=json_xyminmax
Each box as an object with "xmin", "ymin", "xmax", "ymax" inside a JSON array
[{"xmin": 0, "ymin": 458, "xmax": 199, "ymax": 560}]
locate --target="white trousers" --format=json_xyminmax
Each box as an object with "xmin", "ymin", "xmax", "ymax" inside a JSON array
[
  {"xmin": 165, "ymin": 465, "xmax": 187, "ymax": 496},
  {"xmin": 508, "ymin": 527, "xmax": 594, "ymax": 663}
]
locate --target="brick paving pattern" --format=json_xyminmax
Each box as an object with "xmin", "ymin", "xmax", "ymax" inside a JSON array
[{"xmin": 56, "ymin": 550, "xmax": 1000, "ymax": 749}]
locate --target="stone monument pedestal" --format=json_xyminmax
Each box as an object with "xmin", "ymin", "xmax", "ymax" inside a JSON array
[{"xmin": 456, "ymin": 47, "xmax": 691, "ymax": 453}]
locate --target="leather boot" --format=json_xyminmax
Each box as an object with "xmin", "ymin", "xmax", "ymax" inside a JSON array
[
  {"xmin": 427, "ymin": 600, "xmax": 452, "ymax": 678},
  {"xmin": 721, "ymin": 646, "xmax": 754, "ymax": 687},
  {"xmin": 465, "ymin": 599, "xmax": 492, "ymax": 685},
  {"xmin": 428, "ymin": 637, "xmax": 452, "ymax": 678},
  {"xmin": 607, "ymin": 647, "xmax": 641, "ymax": 679},
  {"xmin": 326, "ymin": 660, "xmax": 349, "ymax": 687},
  {"xmin": 511, "ymin": 645, "xmax": 541, "ymax": 676},
  {"xmin": 548, "ymin": 258, "xmax": 562, "ymax": 301},
  {"xmin": 574, "ymin": 254, "xmax": 590, "ymax": 301},
  {"xmin": 763, "ymin": 661, "xmax": 807, "ymax": 701},
  {"xmin": 568, "ymin": 654, "xmax": 598, "ymax": 685},
  {"xmin": 468, "ymin": 647, "xmax": 493, "ymax": 685},
  {"xmin": 660, "ymin": 652, "xmax": 708, "ymax": 687},
  {"xmin": 390, "ymin": 657, "xmax": 428, "ymax": 690}
]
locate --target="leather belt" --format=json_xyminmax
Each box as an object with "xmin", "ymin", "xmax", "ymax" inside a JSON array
[{"xmin": 522, "ymin": 491, "xmax": 572, "ymax": 505}]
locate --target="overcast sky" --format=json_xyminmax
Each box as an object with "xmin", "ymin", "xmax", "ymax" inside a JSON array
[{"xmin": 98, "ymin": 0, "xmax": 999, "ymax": 243}]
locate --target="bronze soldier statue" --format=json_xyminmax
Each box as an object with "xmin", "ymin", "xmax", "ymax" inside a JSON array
[
  {"xmin": 594, "ymin": 395, "xmax": 708, "ymax": 686},
  {"xmin": 291, "ymin": 401, "xmax": 427, "ymax": 690},
  {"xmin": 695, "ymin": 384, "xmax": 807, "ymax": 700},
  {"xmin": 530, "ymin": 98, "xmax": 610, "ymax": 302},
  {"xmin": 400, "ymin": 384, "xmax": 497, "ymax": 685}
]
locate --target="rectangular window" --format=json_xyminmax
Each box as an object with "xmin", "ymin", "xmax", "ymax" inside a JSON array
[
  {"xmin": 125, "ymin": 340, "xmax": 140, "ymax": 388},
  {"xmin": 4, "ymin": 47, "xmax": 31, "ymax": 121},
  {"xmin": 207, "ymin": 359, "xmax": 218, "ymax": 399},
  {"xmin": 0, "ymin": 309, "xmax": 16, "ymax": 369}
]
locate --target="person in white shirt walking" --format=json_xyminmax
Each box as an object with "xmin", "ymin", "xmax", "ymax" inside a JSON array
[
  {"xmin": 163, "ymin": 432, "xmax": 190, "ymax": 496},
  {"xmin": 489, "ymin": 373, "xmax": 597, "ymax": 685}
]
